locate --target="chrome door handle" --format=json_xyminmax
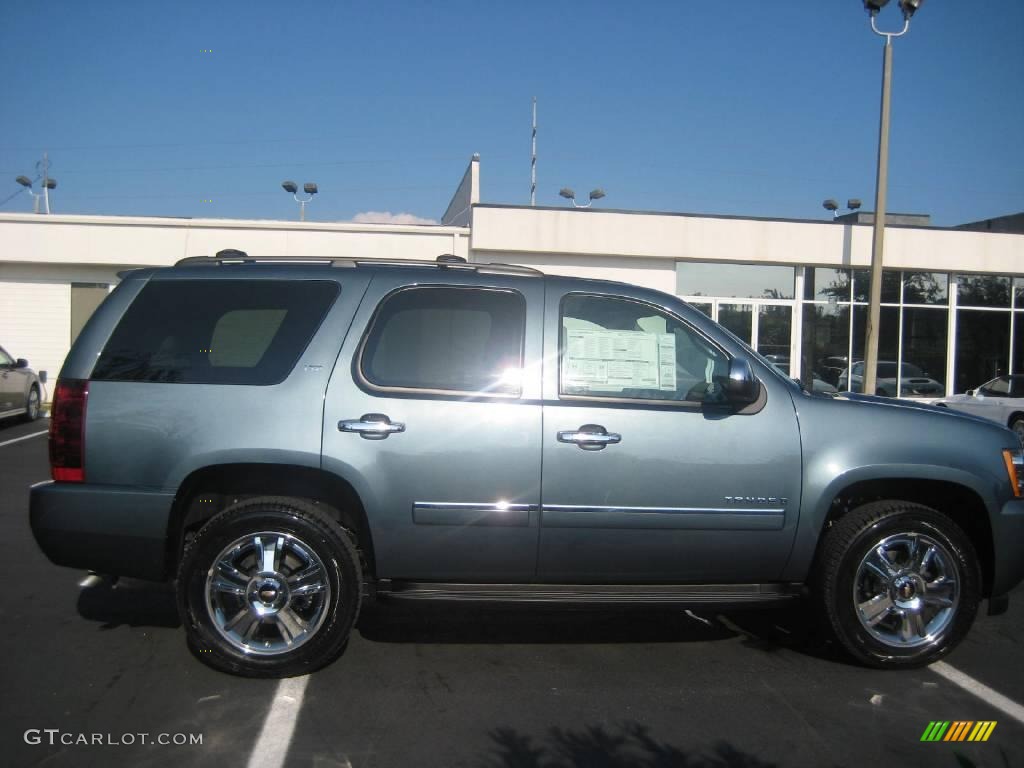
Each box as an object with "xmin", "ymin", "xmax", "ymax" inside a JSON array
[
  {"xmin": 338, "ymin": 413, "xmax": 406, "ymax": 440},
  {"xmin": 557, "ymin": 424, "xmax": 621, "ymax": 451}
]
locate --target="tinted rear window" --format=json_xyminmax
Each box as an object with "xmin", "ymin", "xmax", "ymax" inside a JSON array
[
  {"xmin": 92, "ymin": 279, "xmax": 339, "ymax": 385},
  {"xmin": 359, "ymin": 286, "xmax": 525, "ymax": 395}
]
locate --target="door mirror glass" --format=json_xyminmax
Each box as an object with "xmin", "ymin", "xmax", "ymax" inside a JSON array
[
  {"xmin": 722, "ymin": 357, "xmax": 760, "ymax": 406},
  {"xmin": 15, "ymin": 358, "xmax": 29, "ymax": 369}
]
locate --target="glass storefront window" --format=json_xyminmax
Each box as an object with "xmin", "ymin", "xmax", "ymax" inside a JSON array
[
  {"xmin": 1014, "ymin": 278, "xmax": 1024, "ymax": 309},
  {"xmin": 851, "ymin": 269, "xmax": 901, "ymax": 303},
  {"xmin": 849, "ymin": 306, "xmax": 899, "ymax": 392},
  {"xmin": 903, "ymin": 272, "xmax": 949, "ymax": 305},
  {"xmin": 757, "ymin": 306, "xmax": 792, "ymax": 370},
  {"xmin": 801, "ymin": 304, "xmax": 850, "ymax": 388},
  {"xmin": 687, "ymin": 302, "xmax": 713, "ymax": 318},
  {"xmin": 805, "ymin": 267, "xmax": 850, "ymax": 302},
  {"xmin": 900, "ymin": 308, "xmax": 947, "ymax": 396},
  {"xmin": 955, "ymin": 310, "xmax": 1010, "ymax": 392},
  {"xmin": 958, "ymin": 275, "xmax": 1011, "ymax": 308},
  {"xmin": 718, "ymin": 303, "xmax": 753, "ymax": 344},
  {"xmin": 1014, "ymin": 313, "xmax": 1024, "ymax": 375},
  {"xmin": 677, "ymin": 262, "xmax": 794, "ymax": 300},
  {"xmin": 853, "ymin": 269, "xmax": 869, "ymax": 303}
]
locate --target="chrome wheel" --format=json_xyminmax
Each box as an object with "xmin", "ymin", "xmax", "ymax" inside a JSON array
[
  {"xmin": 27, "ymin": 387, "xmax": 40, "ymax": 420},
  {"xmin": 853, "ymin": 531, "xmax": 960, "ymax": 650},
  {"xmin": 1012, "ymin": 419, "xmax": 1024, "ymax": 446},
  {"xmin": 205, "ymin": 531, "xmax": 332, "ymax": 656}
]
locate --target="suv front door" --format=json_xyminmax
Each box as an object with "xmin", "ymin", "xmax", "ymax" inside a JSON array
[
  {"xmin": 322, "ymin": 273, "xmax": 544, "ymax": 581},
  {"xmin": 538, "ymin": 282, "xmax": 802, "ymax": 583}
]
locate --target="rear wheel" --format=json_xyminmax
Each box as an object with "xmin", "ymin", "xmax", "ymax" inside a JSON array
[
  {"xmin": 814, "ymin": 500, "xmax": 980, "ymax": 668},
  {"xmin": 176, "ymin": 496, "xmax": 362, "ymax": 677}
]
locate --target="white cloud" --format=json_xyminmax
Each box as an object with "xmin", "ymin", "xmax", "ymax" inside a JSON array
[{"xmin": 350, "ymin": 211, "xmax": 438, "ymax": 225}]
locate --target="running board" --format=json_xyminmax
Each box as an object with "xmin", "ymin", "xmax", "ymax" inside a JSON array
[{"xmin": 375, "ymin": 580, "xmax": 802, "ymax": 605}]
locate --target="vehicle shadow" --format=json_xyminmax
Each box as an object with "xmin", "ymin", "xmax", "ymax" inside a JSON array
[
  {"xmin": 76, "ymin": 577, "xmax": 181, "ymax": 629},
  {"xmin": 482, "ymin": 722, "xmax": 794, "ymax": 768},
  {"xmin": 0, "ymin": 415, "xmax": 47, "ymax": 434},
  {"xmin": 356, "ymin": 599, "xmax": 846, "ymax": 664}
]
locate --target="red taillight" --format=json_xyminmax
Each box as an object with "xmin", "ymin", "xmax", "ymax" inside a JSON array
[{"xmin": 49, "ymin": 379, "xmax": 88, "ymax": 482}]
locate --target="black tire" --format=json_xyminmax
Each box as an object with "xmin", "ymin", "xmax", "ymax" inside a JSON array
[
  {"xmin": 176, "ymin": 496, "xmax": 362, "ymax": 677},
  {"xmin": 22, "ymin": 385, "xmax": 40, "ymax": 422},
  {"xmin": 814, "ymin": 500, "xmax": 980, "ymax": 668}
]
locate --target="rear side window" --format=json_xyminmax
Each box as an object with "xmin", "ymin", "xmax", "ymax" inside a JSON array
[
  {"xmin": 359, "ymin": 286, "xmax": 525, "ymax": 396},
  {"xmin": 91, "ymin": 280, "xmax": 339, "ymax": 385}
]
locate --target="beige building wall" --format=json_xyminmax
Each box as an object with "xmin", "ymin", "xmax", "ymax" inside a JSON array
[{"xmin": 0, "ymin": 213, "xmax": 469, "ymax": 389}]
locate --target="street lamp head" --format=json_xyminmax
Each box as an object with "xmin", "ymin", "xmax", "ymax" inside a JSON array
[
  {"xmin": 847, "ymin": 198, "xmax": 862, "ymax": 210},
  {"xmin": 823, "ymin": 199, "xmax": 839, "ymax": 212},
  {"xmin": 863, "ymin": 0, "xmax": 890, "ymax": 15},
  {"xmin": 303, "ymin": 183, "xmax": 318, "ymax": 195},
  {"xmin": 559, "ymin": 187, "xmax": 575, "ymax": 200},
  {"xmin": 44, "ymin": 179, "xmax": 57, "ymax": 190},
  {"xmin": 281, "ymin": 180, "xmax": 298, "ymax": 194},
  {"xmin": 898, "ymin": 0, "xmax": 923, "ymax": 18},
  {"xmin": 588, "ymin": 189, "xmax": 606, "ymax": 201},
  {"xmin": 15, "ymin": 176, "xmax": 32, "ymax": 188}
]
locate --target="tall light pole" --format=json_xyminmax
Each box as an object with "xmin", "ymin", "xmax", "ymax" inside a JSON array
[
  {"xmin": 559, "ymin": 187, "xmax": 606, "ymax": 209},
  {"xmin": 861, "ymin": 0, "xmax": 923, "ymax": 396},
  {"xmin": 281, "ymin": 180, "xmax": 318, "ymax": 221},
  {"xmin": 14, "ymin": 153, "xmax": 57, "ymax": 214}
]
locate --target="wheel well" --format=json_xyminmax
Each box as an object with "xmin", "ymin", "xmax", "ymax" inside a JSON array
[
  {"xmin": 821, "ymin": 479, "xmax": 995, "ymax": 597},
  {"xmin": 165, "ymin": 464, "xmax": 375, "ymax": 580},
  {"xmin": 1008, "ymin": 411, "xmax": 1024, "ymax": 427}
]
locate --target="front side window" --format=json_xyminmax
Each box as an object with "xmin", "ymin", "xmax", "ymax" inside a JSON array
[
  {"xmin": 560, "ymin": 294, "xmax": 728, "ymax": 404},
  {"xmin": 0, "ymin": 347, "xmax": 12, "ymax": 367},
  {"xmin": 360, "ymin": 287, "xmax": 525, "ymax": 396},
  {"xmin": 981, "ymin": 376, "xmax": 1010, "ymax": 396}
]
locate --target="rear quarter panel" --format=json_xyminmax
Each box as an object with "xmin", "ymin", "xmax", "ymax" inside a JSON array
[{"xmin": 79, "ymin": 269, "xmax": 370, "ymax": 490}]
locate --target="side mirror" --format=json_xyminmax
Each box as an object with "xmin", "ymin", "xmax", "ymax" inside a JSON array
[
  {"xmin": 965, "ymin": 389, "xmax": 975, "ymax": 397},
  {"xmin": 722, "ymin": 357, "xmax": 760, "ymax": 407},
  {"xmin": 39, "ymin": 370, "xmax": 47, "ymax": 384},
  {"xmin": 15, "ymin": 358, "xmax": 28, "ymax": 369}
]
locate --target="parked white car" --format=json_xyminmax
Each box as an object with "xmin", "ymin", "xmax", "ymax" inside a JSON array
[
  {"xmin": 838, "ymin": 361, "xmax": 944, "ymax": 398},
  {"xmin": 935, "ymin": 375, "xmax": 1024, "ymax": 443},
  {"xmin": 771, "ymin": 363, "xmax": 837, "ymax": 394}
]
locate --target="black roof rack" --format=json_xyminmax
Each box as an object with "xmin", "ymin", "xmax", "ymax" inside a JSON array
[
  {"xmin": 174, "ymin": 252, "xmax": 543, "ymax": 276},
  {"xmin": 175, "ymin": 254, "xmax": 356, "ymax": 267}
]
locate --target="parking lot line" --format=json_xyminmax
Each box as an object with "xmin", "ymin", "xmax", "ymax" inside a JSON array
[
  {"xmin": 246, "ymin": 675, "xmax": 310, "ymax": 768},
  {"xmin": 931, "ymin": 661, "xmax": 1024, "ymax": 725},
  {"xmin": 0, "ymin": 430, "xmax": 47, "ymax": 449}
]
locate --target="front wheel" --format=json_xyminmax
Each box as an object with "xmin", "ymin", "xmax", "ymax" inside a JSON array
[
  {"xmin": 814, "ymin": 500, "xmax": 980, "ymax": 668},
  {"xmin": 23, "ymin": 385, "xmax": 40, "ymax": 422},
  {"xmin": 1010, "ymin": 416, "xmax": 1024, "ymax": 445},
  {"xmin": 176, "ymin": 496, "xmax": 362, "ymax": 677}
]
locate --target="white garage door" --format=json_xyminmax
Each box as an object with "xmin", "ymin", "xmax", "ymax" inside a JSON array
[{"xmin": 0, "ymin": 280, "xmax": 71, "ymax": 398}]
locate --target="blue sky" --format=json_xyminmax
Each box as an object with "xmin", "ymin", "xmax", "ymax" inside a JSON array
[{"xmin": 1, "ymin": 0, "xmax": 1021, "ymax": 226}]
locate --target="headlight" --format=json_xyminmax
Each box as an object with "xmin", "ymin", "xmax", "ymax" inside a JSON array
[{"xmin": 1004, "ymin": 449, "xmax": 1024, "ymax": 498}]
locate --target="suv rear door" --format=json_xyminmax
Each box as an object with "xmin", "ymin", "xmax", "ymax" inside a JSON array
[
  {"xmin": 322, "ymin": 270, "xmax": 544, "ymax": 581},
  {"xmin": 537, "ymin": 280, "xmax": 802, "ymax": 582}
]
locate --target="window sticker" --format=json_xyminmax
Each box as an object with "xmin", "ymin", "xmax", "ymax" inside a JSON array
[{"xmin": 563, "ymin": 329, "xmax": 676, "ymax": 392}]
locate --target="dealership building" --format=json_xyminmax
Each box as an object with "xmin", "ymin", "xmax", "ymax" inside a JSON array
[{"xmin": 1, "ymin": 156, "xmax": 1022, "ymax": 399}]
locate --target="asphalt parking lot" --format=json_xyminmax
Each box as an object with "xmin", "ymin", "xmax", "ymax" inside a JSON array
[{"xmin": 2, "ymin": 416, "xmax": 1023, "ymax": 768}]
